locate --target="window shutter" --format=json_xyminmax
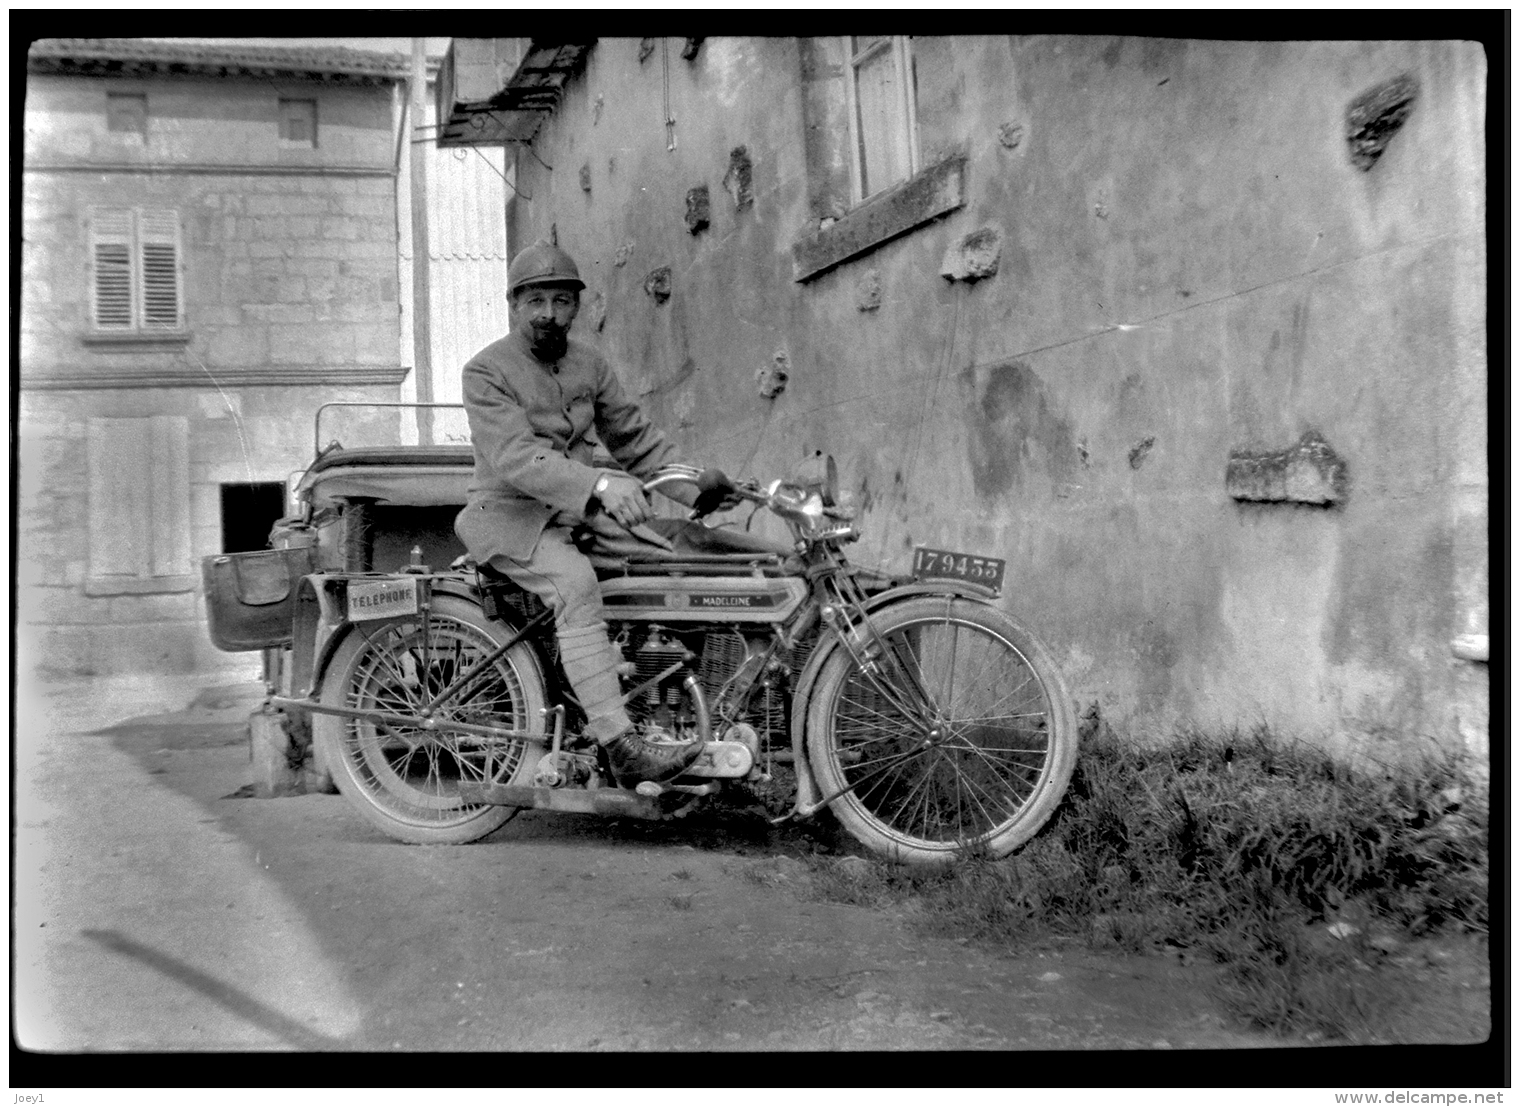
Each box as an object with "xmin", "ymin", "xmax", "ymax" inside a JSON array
[
  {"xmin": 90, "ymin": 208, "xmax": 135, "ymax": 329},
  {"xmin": 138, "ymin": 209, "xmax": 183, "ymax": 330},
  {"xmin": 86, "ymin": 416, "xmax": 194, "ymax": 595},
  {"xmin": 87, "ymin": 417, "xmax": 153, "ymax": 582},
  {"xmin": 280, "ymin": 98, "xmax": 317, "ymax": 146},
  {"xmin": 147, "ymin": 415, "xmax": 192, "ymax": 577}
]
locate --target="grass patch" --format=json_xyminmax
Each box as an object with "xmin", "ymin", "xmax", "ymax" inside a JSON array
[{"xmin": 803, "ymin": 718, "xmax": 1489, "ymax": 1039}]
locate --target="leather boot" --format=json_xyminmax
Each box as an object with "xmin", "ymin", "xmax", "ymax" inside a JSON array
[{"xmin": 602, "ymin": 728, "xmax": 704, "ymax": 786}]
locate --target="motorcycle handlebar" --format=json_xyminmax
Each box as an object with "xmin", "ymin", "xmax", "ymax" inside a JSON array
[
  {"xmin": 641, "ymin": 465, "xmax": 846, "ymax": 526},
  {"xmin": 640, "ymin": 468, "xmax": 704, "ymax": 496}
]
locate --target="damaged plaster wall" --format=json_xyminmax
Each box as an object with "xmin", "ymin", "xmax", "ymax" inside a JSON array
[{"xmin": 507, "ymin": 36, "xmax": 1487, "ymax": 755}]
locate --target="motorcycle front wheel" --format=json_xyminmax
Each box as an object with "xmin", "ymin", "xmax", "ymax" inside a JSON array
[
  {"xmin": 806, "ymin": 595, "xmax": 1076, "ymax": 866},
  {"xmin": 313, "ymin": 593, "xmax": 548, "ymax": 845}
]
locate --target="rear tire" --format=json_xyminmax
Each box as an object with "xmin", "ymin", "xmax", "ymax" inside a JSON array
[
  {"xmin": 314, "ymin": 593, "xmax": 548, "ymax": 844},
  {"xmin": 806, "ymin": 596, "xmax": 1076, "ymax": 866}
]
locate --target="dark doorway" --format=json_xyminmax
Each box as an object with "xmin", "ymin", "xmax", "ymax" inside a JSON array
[{"xmin": 221, "ymin": 482, "xmax": 287, "ymax": 553}]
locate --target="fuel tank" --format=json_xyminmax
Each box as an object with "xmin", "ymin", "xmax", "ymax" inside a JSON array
[{"xmin": 598, "ymin": 575, "xmax": 807, "ymax": 624}]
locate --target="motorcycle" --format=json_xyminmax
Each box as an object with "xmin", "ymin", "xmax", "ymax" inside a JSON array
[{"xmin": 271, "ymin": 451, "xmax": 1077, "ymax": 866}]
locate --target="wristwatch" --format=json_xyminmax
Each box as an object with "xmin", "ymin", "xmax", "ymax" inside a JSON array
[{"xmin": 593, "ymin": 474, "xmax": 611, "ymax": 498}]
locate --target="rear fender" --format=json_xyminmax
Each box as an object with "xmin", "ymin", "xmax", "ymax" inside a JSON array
[
  {"xmin": 288, "ymin": 573, "xmax": 353, "ymax": 701},
  {"xmin": 291, "ymin": 572, "xmax": 508, "ymax": 701}
]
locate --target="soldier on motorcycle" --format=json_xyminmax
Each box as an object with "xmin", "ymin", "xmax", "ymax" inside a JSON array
[{"xmin": 455, "ymin": 242, "xmax": 712, "ymax": 786}]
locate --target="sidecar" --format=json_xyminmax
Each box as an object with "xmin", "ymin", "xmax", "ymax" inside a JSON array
[{"xmin": 203, "ymin": 402, "xmax": 481, "ymax": 794}]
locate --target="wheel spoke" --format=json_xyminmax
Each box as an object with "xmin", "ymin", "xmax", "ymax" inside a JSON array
[
  {"xmin": 942, "ymin": 621, "xmax": 958, "ymax": 717},
  {"xmin": 841, "ymin": 740, "xmax": 931, "ymax": 777},
  {"xmin": 885, "ymin": 755, "xmax": 937, "ymax": 832},
  {"xmin": 832, "ymin": 695, "xmax": 921, "ymax": 738},
  {"xmin": 365, "ymin": 627, "xmax": 418, "ymax": 702},
  {"xmin": 952, "ymin": 710, "xmax": 1051, "ymax": 725},
  {"xmin": 948, "ymin": 753, "xmax": 1022, "ymax": 825},
  {"xmin": 948, "ymin": 675, "xmax": 1043, "ymax": 724},
  {"xmin": 942, "ymin": 733, "xmax": 1049, "ymax": 765},
  {"xmin": 876, "ymin": 634, "xmax": 941, "ymax": 721},
  {"xmin": 943, "ymin": 752, "xmax": 1003, "ymax": 835},
  {"xmin": 855, "ymin": 655, "xmax": 936, "ymax": 729}
]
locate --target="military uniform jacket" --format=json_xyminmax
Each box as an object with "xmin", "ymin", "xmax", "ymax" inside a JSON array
[{"xmin": 456, "ymin": 328, "xmax": 682, "ymax": 563}]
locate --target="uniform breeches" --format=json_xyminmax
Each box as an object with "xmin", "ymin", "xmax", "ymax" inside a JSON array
[{"xmin": 484, "ymin": 524, "xmax": 630, "ymax": 743}]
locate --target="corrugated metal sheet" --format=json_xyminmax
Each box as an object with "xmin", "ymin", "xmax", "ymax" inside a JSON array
[
  {"xmin": 398, "ymin": 83, "xmax": 509, "ymax": 439},
  {"xmin": 426, "ymin": 141, "xmax": 509, "ymax": 405}
]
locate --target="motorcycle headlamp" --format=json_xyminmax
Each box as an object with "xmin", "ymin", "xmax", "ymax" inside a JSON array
[{"xmin": 793, "ymin": 451, "xmax": 839, "ymax": 506}]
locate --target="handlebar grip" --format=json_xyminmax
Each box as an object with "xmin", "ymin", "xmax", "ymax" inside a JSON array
[{"xmin": 695, "ymin": 468, "xmax": 734, "ymax": 494}]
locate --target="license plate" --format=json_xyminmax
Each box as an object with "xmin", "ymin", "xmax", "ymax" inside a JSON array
[
  {"xmin": 348, "ymin": 577, "xmax": 419, "ymax": 621},
  {"xmin": 912, "ymin": 547, "xmax": 1006, "ymax": 593}
]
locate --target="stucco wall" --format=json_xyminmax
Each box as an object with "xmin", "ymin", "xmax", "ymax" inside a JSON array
[
  {"xmin": 504, "ymin": 36, "xmax": 1487, "ymax": 754},
  {"xmin": 19, "ymin": 71, "xmax": 406, "ymax": 677}
]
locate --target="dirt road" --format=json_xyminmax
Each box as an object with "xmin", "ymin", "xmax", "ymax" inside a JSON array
[{"xmin": 8, "ymin": 674, "xmax": 1344, "ymax": 1054}]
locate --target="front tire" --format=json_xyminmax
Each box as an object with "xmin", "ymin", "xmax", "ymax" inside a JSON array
[
  {"xmin": 806, "ymin": 596, "xmax": 1076, "ymax": 866},
  {"xmin": 314, "ymin": 593, "xmax": 548, "ymax": 844}
]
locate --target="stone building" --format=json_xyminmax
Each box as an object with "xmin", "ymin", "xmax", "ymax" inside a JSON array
[
  {"xmin": 17, "ymin": 39, "xmax": 484, "ymax": 678},
  {"xmin": 438, "ymin": 36, "xmax": 1489, "ymax": 755}
]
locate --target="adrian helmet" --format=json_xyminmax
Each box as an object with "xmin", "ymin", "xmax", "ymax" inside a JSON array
[{"xmin": 507, "ymin": 241, "xmax": 586, "ymax": 294}]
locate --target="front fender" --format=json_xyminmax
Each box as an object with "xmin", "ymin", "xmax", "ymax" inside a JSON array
[
  {"xmin": 860, "ymin": 579, "xmax": 999, "ymax": 612},
  {"xmin": 788, "ymin": 630, "xmax": 840, "ymax": 812}
]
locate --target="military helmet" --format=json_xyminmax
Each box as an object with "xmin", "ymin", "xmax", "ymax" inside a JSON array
[{"xmin": 508, "ymin": 241, "xmax": 585, "ymax": 294}]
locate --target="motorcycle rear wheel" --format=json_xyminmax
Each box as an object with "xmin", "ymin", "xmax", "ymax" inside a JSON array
[
  {"xmin": 806, "ymin": 596, "xmax": 1076, "ymax": 866},
  {"xmin": 314, "ymin": 594, "xmax": 548, "ymax": 844}
]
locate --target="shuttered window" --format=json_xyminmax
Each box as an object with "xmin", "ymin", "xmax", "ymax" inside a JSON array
[
  {"xmin": 139, "ymin": 210, "xmax": 182, "ymax": 328},
  {"xmin": 91, "ymin": 209, "xmax": 135, "ymax": 328},
  {"xmin": 106, "ymin": 92, "xmax": 148, "ymax": 138},
  {"xmin": 85, "ymin": 416, "xmax": 195, "ymax": 595},
  {"xmin": 88, "ymin": 208, "xmax": 184, "ymax": 332},
  {"xmin": 279, "ymin": 98, "xmax": 317, "ymax": 146}
]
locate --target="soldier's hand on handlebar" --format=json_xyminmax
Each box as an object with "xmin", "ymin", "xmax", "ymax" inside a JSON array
[{"xmin": 596, "ymin": 473, "xmax": 654, "ymax": 529}]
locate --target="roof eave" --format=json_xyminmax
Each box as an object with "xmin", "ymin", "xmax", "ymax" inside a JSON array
[{"xmin": 26, "ymin": 40, "xmax": 416, "ymax": 84}]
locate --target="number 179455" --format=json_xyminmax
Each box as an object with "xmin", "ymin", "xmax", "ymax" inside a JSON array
[{"xmin": 911, "ymin": 546, "xmax": 1006, "ymax": 592}]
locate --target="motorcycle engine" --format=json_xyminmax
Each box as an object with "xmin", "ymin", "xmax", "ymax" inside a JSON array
[{"xmin": 624, "ymin": 627, "xmax": 694, "ymax": 733}]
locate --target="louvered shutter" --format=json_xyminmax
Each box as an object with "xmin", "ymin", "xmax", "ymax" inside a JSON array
[
  {"xmin": 90, "ymin": 208, "xmax": 135, "ymax": 329},
  {"xmin": 138, "ymin": 209, "xmax": 183, "ymax": 330}
]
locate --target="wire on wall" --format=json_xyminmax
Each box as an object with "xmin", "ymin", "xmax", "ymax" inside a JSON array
[{"xmin": 662, "ymin": 38, "xmax": 677, "ymax": 152}]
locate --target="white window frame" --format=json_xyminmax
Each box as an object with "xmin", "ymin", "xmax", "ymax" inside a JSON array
[
  {"xmin": 842, "ymin": 35, "xmax": 920, "ymax": 204},
  {"xmin": 88, "ymin": 207, "xmax": 185, "ymax": 333}
]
